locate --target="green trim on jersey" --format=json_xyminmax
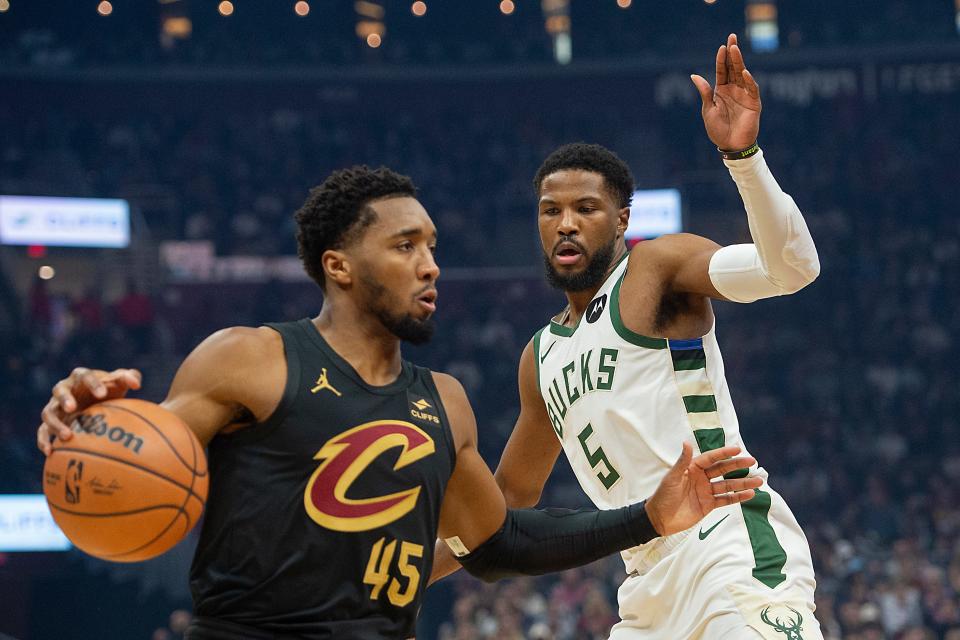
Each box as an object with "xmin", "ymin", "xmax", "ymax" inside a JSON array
[
  {"xmin": 670, "ymin": 349, "xmax": 707, "ymax": 370},
  {"xmin": 610, "ymin": 271, "xmax": 668, "ymax": 349},
  {"xmin": 678, "ymin": 348, "xmax": 788, "ymax": 590},
  {"xmin": 682, "ymin": 394, "xmax": 718, "ymax": 413},
  {"xmin": 742, "ymin": 490, "xmax": 789, "ymax": 589},
  {"xmin": 549, "ymin": 317, "xmax": 580, "ymax": 337},
  {"xmin": 692, "ymin": 427, "xmax": 725, "ymax": 453},
  {"xmin": 532, "ymin": 327, "xmax": 547, "ymax": 397}
]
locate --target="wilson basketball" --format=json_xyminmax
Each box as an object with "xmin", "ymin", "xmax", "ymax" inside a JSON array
[{"xmin": 42, "ymin": 398, "xmax": 208, "ymax": 562}]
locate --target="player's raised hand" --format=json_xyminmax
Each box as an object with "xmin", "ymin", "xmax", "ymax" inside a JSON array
[
  {"xmin": 37, "ymin": 367, "xmax": 142, "ymax": 456},
  {"xmin": 645, "ymin": 442, "xmax": 761, "ymax": 536},
  {"xmin": 690, "ymin": 33, "xmax": 761, "ymax": 151}
]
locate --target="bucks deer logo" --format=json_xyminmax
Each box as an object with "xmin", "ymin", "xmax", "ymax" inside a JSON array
[{"xmin": 760, "ymin": 605, "xmax": 804, "ymax": 639}]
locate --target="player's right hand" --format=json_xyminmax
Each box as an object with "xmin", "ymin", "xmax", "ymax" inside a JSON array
[{"xmin": 37, "ymin": 367, "xmax": 142, "ymax": 456}]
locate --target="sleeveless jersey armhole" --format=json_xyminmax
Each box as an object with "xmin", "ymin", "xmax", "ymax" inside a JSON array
[
  {"xmin": 422, "ymin": 367, "xmax": 458, "ymax": 472},
  {"xmin": 211, "ymin": 322, "xmax": 302, "ymax": 446}
]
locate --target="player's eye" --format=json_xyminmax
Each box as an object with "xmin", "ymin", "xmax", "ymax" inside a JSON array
[{"xmin": 397, "ymin": 241, "xmax": 414, "ymax": 251}]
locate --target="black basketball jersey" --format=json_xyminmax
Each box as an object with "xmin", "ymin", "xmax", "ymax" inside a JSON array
[{"xmin": 188, "ymin": 318, "xmax": 456, "ymax": 639}]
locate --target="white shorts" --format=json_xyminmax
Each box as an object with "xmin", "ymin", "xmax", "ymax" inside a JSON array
[{"xmin": 610, "ymin": 484, "xmax": 823, "ymax": 640}]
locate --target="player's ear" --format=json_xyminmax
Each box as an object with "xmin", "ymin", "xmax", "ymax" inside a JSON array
[
  {"xmin": 322, "ymin": 249, "xmax": 353, "ymax": 288},
  {"xmin": 617, "ymin": 207, "xmax": 630, "ymax": 238}
]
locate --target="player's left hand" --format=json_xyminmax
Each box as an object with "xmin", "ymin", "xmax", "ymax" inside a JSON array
[
  {"xmin": 646, "ymin": 442, "xmax": 761, "ymax": 536},
  {"xmin": 690, "ymin": 33, "xmax": 761, "ymax": 151}
]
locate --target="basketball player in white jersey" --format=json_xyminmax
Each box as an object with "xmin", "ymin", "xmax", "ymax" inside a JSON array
[{"xmin": 436, "ymin": 34, "xmax": 824, "ymax": 639}]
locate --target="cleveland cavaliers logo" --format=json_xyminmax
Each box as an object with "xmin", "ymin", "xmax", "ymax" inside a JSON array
[{"xmin": 304, "ymin": 421, "xmax": 436, "ymax": 532}]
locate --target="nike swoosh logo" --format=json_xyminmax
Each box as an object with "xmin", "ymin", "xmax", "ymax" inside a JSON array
[
  {"xmin": 698, "ymin": 514, "xmax": 730, "ymax": 540},
  {"xmin": 540, "ymin": 341, "xmax": 557, "ymax": 364}
]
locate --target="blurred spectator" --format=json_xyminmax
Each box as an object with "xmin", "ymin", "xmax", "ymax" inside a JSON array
[{"xmin": 114, "ymin": 279, "xmax": 155, "ymax": 354}]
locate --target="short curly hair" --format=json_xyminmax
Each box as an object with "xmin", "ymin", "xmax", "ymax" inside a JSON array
[
  {"xmin": 295, "ymin": 166, "xmax": 417, "ymax": 290},
  {"xmin": 533, "ymin": 143, "xmax": 635, "ymax": 209}
]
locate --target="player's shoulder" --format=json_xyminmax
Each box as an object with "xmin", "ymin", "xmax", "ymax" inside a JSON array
[
  {"xmin": 193, "ymin": 325, "xmax": 283, "ymax": 366},
  {"xmin": 630, "ymin": 233, "xmax": 715, "ymax": 259},
  {"xmin": 520, "ymin": 333, "xmax": 541, "ymax": 368},
  {"xmin": 428, "ymin": 371, "xmax": 476, "ymax": 449},
  {"xmin": 627, "ymin": 233, "xmax": 720, "ymax": 275},
  {"xmin": 429, "ymin": 370, "xmax": 468, "ymax": 403}
]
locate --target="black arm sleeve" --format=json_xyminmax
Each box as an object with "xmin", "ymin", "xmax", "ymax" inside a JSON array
[{"xmin": 455, "ymin": 502, "xmax": 658, "ymax": 583}]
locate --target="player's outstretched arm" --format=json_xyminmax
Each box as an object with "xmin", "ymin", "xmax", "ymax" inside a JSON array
[
  {"xmin": 430, "ymin": 372, "xmax": 761, "ymax": 583},
  {"xmin": 643, "ymin": 33, "xmax": 818, "ymax": 304},
  {"xmin": 37, "ymin": 326, "xmax": 285, "ymax": 455},
  {"xmin": 429, "ymin": 339, "xmax": 561, "ymax": 584}
]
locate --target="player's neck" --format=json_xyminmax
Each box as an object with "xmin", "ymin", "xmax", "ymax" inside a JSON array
[
  {"xmin": 312, "ymin": 305, "xmax": 403, "ymax": 386},
  {"xmin": 563, "ymin": 289, "xmax": 599, "ymax": 323}
]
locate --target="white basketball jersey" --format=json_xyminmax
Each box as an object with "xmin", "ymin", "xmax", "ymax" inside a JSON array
[
  {"xmin": 533, "ymin": 255, "xmax": 764, "ymax": 511},
  {"xmin": 534, "ymin": 256, "xmax": 822, "ymax": 639}
]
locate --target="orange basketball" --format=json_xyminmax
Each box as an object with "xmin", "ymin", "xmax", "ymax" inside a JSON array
[{"xmin": 42, "ymin": 398, "xmax": 208, "ymax": 562}]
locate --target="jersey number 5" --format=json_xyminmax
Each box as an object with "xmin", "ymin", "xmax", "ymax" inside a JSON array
[
  {"xmin": 363, "ymin": 537, "xmax": 424, "ymax": 607},
  {"xmin": 578, "ymin": 423, "xmax": 621, "ymax": 490}
]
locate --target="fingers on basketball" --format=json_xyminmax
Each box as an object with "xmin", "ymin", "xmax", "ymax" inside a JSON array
[{"xmin": 43, "ymin": 398, "xmax": 208, "ymax": 563}]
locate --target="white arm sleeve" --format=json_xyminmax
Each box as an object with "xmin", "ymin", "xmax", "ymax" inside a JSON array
[{"xmin": 708, "ymin": 149, "xmax": 820, "ymax": 303}]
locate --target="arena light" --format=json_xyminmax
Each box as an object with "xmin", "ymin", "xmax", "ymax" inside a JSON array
[
  {"xmin": 97, "ymin": 0, "xmax": 112, "ymax": 16},
  {"xmin": 542, "ymin": 0, "xmax": 571, "ymax": 64},
  {"xmin": 38, "ymin": 265, "xmax": 55, "ymax": 280},
  {"xmin": 356, "ymin": 1, "xmax": 385, "ymax": 46},
  {"xmin": 356, "ymin": 20, "xmax": 385, "ymax": 37},
  {"xmin": 0, "ymin": 0, "xmax": 10, "ymax": 13},
  {"xmin": 746, "ymin": 0, "xmax": 778, "ymax": 52},
  {"xmin": 499, "ymin": 0, "xmax": 515, "ymax": 16},
  {"xmin": 545, "ymin": 15, "xmax": 570, "ymax": 33},
  {"xmin": 162, "ymin": 17, "xmax": 192, "ymax": 39},
  {"xmin": 411, "ymin": 1, "xmax": 426, "ymax": 16},
  {"xmin": 295, "ymin": 1, "xmax": 310, "ymax": 16},
  {"xmin": 218, "ymin": 0, "xmax": 234, "ymax": 16},
  {"xmin": 159, "ymin": 0, "xmax": 191, "ymax": 49},
  {"xmin": 617, "ymin": 0, "xmax": 632, "ymax": 8},
  {"xmin": 355, "ymin": 0, "xmax": 384, "ymax": 19}
]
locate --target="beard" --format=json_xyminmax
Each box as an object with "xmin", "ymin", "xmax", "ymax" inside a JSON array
[
  {"xmin": 542, "ymin": 236, "xmax": 617, "ymax": 292},
  {"xmin": 359, "ymin": 273, "xmax": 436, "ymax": 345}
]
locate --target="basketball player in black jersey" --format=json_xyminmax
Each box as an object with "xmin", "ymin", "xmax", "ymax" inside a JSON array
[{"xmin": 37, "ymin": 167, "xmax": 761, "ymax": 639}]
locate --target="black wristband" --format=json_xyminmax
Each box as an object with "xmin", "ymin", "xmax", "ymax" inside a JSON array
[{"xmin": 719, "ymin": 141, "xmax": 760, "ymax": 161}]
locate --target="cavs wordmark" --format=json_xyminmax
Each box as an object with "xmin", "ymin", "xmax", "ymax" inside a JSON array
[{"xmin": 304, "ymin": 421, "xmax": 435, "ymax": 532}]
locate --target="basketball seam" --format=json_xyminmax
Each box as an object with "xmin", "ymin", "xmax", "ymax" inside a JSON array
[
  {"xmin": 51, "ymin": 447, "xmax": 205, "ymax": 503},
  {"xmin": 48, "ymin": 503, "xmax": 183, "ymax": 518},
  {"xmin": 173, "ymin": 418, "xmax": 200, "ymax": 545},
  {"xmin": 97, "ymin": 402, "xmax": 208, "ymax": 477},
  {"xmin": 50, "ymin": 503, "xmax": 189, "ymax": 561},
  {"xmin": 103, "ymin": 511, "xmax": 188, "ymax": 560}
]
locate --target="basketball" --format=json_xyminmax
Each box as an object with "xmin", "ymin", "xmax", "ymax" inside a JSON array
[{"xmin": 42, "ymin": 398, "xmax": 208, "ymax": 563}]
